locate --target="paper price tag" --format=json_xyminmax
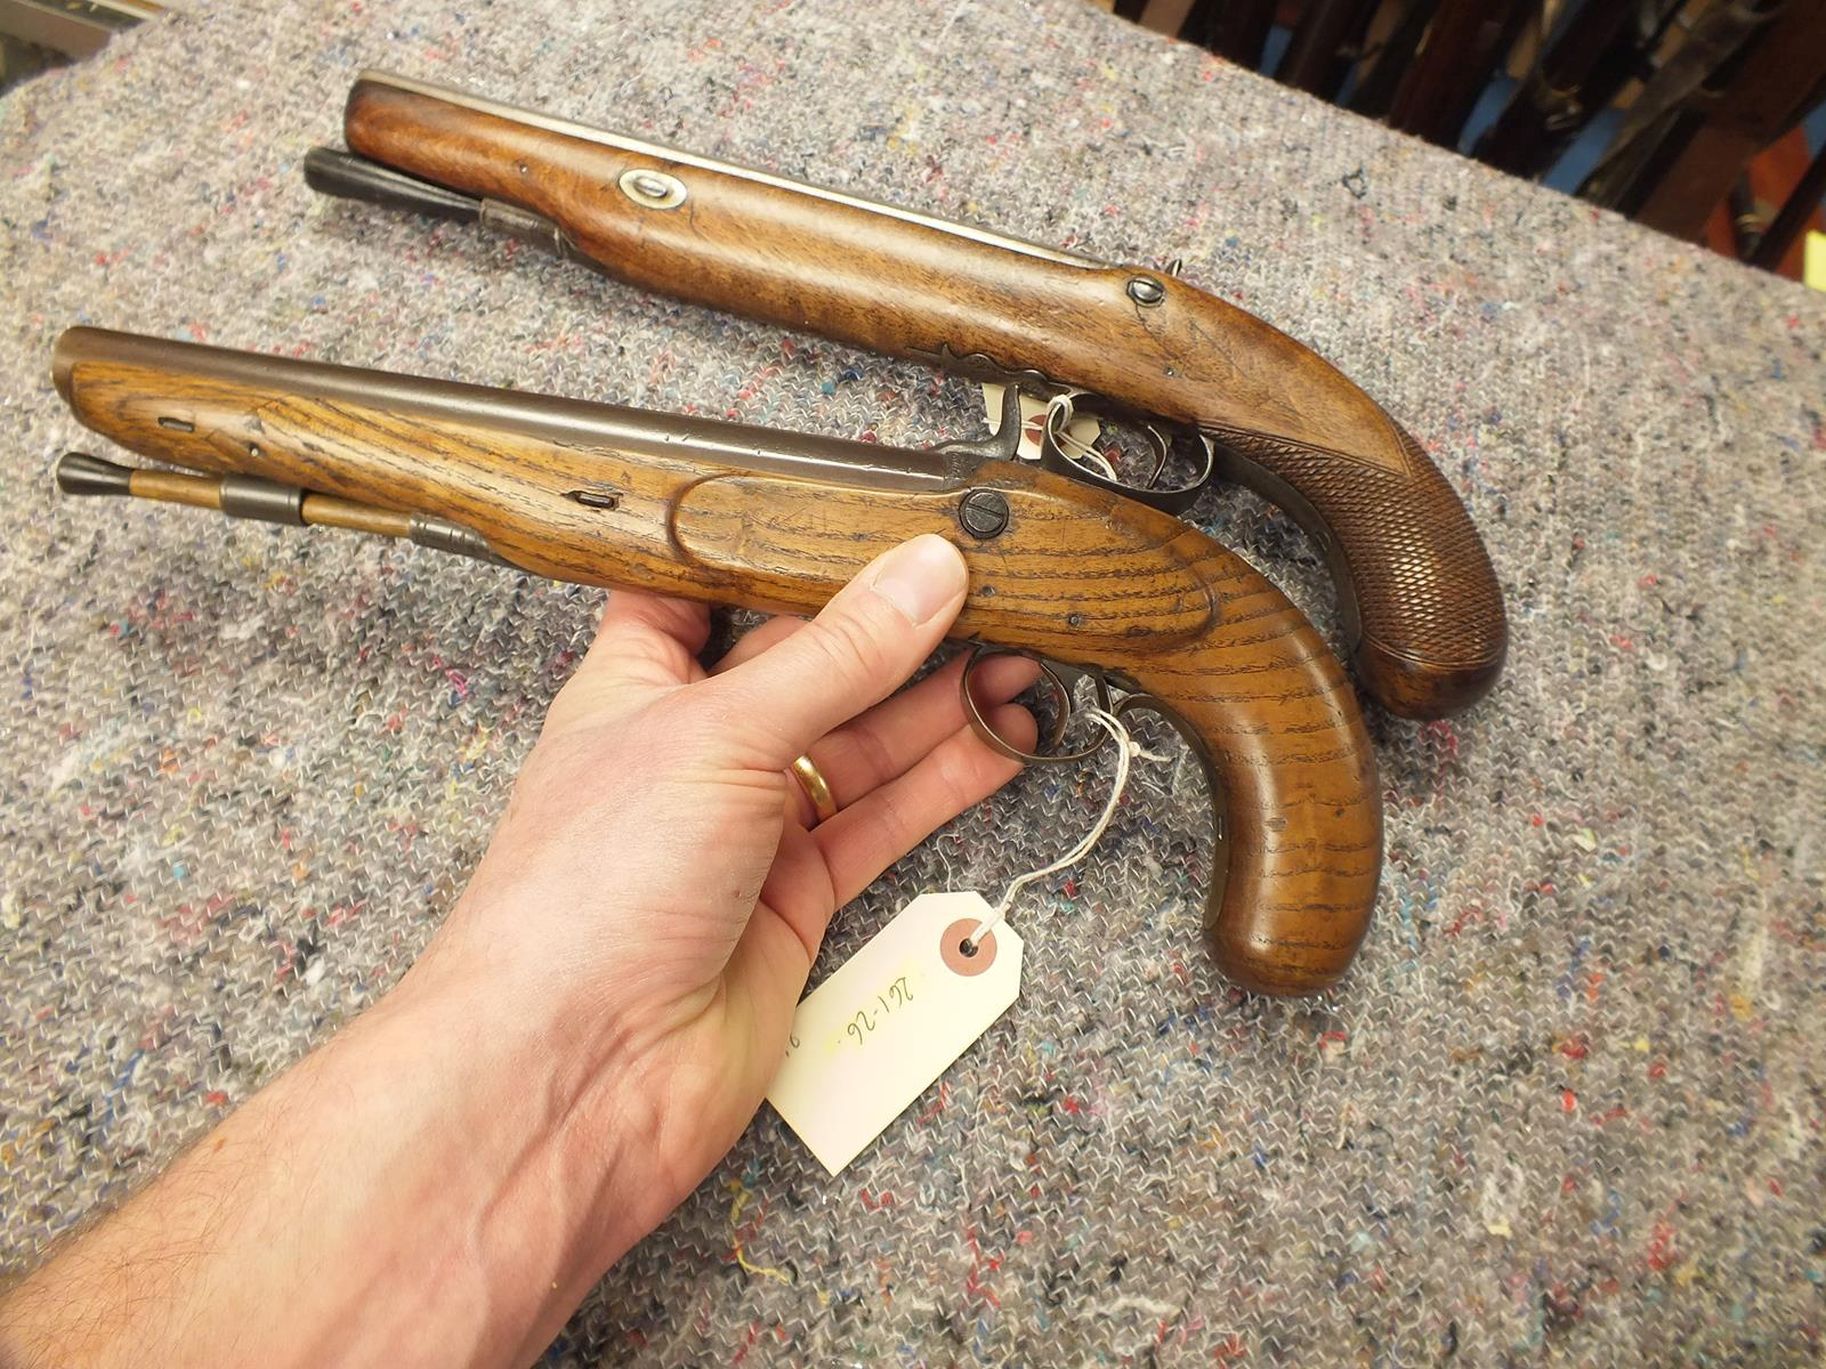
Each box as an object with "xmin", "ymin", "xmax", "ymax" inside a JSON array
[
  {"xmin": 767, "ymin": 891, "xmax": 1021, "ymax": 1175},
  {"xmin": 980, "ymin": 383, "xmax": 1101, "ymax": 461}
]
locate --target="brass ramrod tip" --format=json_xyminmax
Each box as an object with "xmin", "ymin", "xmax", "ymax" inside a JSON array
[{"xmin": 54, "ymin": 451, "xmax": 135, "ymax": 498}]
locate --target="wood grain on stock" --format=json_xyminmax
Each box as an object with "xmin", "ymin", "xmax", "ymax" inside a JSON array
[
  {"xmin": 342, "ymin": 76, "xmax": 1507, "ymax": 720},
  {"xmin": 55, "ymin": 329, "xmax": 1382, "ymax": 994}
]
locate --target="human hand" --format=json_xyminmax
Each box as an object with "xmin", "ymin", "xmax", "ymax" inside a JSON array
[
  {"xmin": 0, "ymin": 535, "xmax": 1035, "ymax": 1369},
  {"xmin": 416, "ymin": 533, "xmax": 1037, "ymax": 1248},
  {"xmin": 0, "ymin": 536, "xmax": 1044, "ymax": 1369}
]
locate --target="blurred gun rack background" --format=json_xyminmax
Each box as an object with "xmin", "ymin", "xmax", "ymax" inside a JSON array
[
  {"xmin": 8, "ymin": 0, "xmax": 1822, "ymax": 284},
  {"xmin": 0, "ymin": 0, "xmax": 158, "ymax": 87},
  {"xmin": 1103, "ymin": 0, "xmax": 1826, "ymax": 284}
]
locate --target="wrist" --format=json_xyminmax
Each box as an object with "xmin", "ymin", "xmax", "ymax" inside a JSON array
[{"xmin": 383, "ymin": 928, "xmax": 667, "ymax": 1265}]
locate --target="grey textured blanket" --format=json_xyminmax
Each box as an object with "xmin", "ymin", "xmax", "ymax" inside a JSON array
[{"xmin": 2, "ymin": 2, "xmax": 1822, "ymax": 1362}]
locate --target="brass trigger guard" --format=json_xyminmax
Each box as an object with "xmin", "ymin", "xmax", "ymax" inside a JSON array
[{"xmin": 1039, "ymin": 390, "xmax": 1214, "ymax": 515}]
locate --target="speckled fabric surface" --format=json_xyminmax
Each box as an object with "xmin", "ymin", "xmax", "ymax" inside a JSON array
[{"xmin": 2, "ymin": 1, "xmax": 1823, "ymax": 1363}]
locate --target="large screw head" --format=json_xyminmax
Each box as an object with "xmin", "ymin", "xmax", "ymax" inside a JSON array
[{"xmin": 958, "ymin": 489, "xmax": 1011, "ymax": 539}]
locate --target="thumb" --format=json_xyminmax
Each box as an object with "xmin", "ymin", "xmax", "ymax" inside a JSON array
[{"xmin": 704, "ymin": 534, "xmax": 968, "ymax": 767}]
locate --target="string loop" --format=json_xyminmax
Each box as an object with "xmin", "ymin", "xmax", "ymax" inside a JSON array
[{"xmin": 962, "ymin": 708, "xmax": 1162, "ymax": 951}]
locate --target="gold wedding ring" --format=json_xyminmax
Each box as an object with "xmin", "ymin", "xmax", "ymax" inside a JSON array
[{"xmin": 790, "ymin": 753, "xmax": 838, "ymax": 825}]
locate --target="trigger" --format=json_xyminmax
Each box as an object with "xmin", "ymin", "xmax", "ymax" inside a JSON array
[
  {"xmin": 934, "ymin": 383, "xmax": 1026, "ymax": 462},
  {"xmin": 1038, "ymin": 391, "xmax": 1215, "ymax": 515}
]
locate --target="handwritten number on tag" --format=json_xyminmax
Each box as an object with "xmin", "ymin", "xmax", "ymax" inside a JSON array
[
  {"xmin": 767, "ymin": 891, "xmax": 1021, "ymax": 1174},
  {"xmin": 844, "ymin": 976, "xmax": 913, "ymax": 1046}
]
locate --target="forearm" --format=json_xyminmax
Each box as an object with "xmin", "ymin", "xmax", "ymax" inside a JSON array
[
  {"xmin": 0, "ymin": 956, "xmax": 644, "ymax": 1368},
  {"xmin": 0, "ymin": 541, "xmax": 1004, "ymax": 1365}
]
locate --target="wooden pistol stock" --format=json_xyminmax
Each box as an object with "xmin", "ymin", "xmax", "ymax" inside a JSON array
[
  {"xmin": 308, "ymin": 70, "xmax": 1506, "ymax": 720},
  {"xmin": 53, "ymin": 327, "xmax": 1382, "ymax": 995}
]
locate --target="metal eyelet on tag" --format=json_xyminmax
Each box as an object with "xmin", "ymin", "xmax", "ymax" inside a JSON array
[
  {"xmin": 767, "ymin": 891, "xmax": 1022, "ymax": 1175},
  {"xmin": 617, "ymin": 167, "xmax": 687, "ymax": 209},
  {"xmin": 768, "ymin": 710, "xmax": 1157, "ymax": 1175},
  {"xmin": 941, "ymin": 920, "xmax": 997, "ymax": 976}
]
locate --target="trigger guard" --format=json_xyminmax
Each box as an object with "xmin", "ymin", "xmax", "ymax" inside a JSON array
[
  {"xmin": 959, "ymin": 645, "xmax": 1112, "ymax": 765},
  {"xmin": 1040, "ymin": 392, "xmax": 1214, "ymax": 514}
]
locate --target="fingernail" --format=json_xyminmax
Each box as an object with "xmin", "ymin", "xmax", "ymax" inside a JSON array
[{"xmin": 868, "ymin": 534, "xmax": 966, "ymax": 626}]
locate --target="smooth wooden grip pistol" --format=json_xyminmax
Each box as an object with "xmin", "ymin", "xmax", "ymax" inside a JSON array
[
  {"xmin": 52, "ymin": 326, "xmax": 1382, "ymax": 996},
  {"xmin": 303, "ymin": 70, "xmax": 1507, "ymax": 720}
]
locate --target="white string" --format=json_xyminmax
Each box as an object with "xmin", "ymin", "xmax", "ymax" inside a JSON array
[
  {"xmin": 964, "ymin": 708, "xmax": 1145, "ymax": 952},
  {"xmin": 1054, "ymin": 426, "xmax": 1120, "ymax": 482}
]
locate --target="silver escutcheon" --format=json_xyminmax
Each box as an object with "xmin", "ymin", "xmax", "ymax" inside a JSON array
[{"xmin": 617, "ymin": 168, "xmax": 687, "ymax": 210}]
